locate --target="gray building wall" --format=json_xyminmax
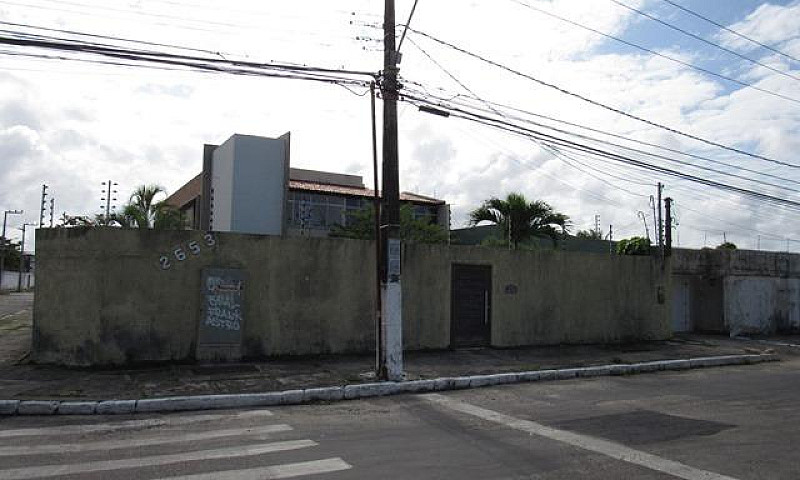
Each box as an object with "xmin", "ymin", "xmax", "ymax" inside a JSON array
[
  {"xmin": 210, "ymin": 134, "xmax": 289, "ymax": 235},
  {"xmin": 32, "ymin": 228, "xmax": 669, "ymax": 366}
]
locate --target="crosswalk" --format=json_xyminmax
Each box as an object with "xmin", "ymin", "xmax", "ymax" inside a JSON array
[{"xmin": 0, "ymin": 409, "xmax": 352, "ymax": 480}]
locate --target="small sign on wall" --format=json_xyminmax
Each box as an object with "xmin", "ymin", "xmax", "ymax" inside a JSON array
[{"xmin": 197, "ymin": 267, "xmax": 245, "ymax": 362}]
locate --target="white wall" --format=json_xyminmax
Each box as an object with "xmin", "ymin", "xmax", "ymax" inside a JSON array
[{"xmin": 0, "ymin": 271, "xmax": 34, "ymax": 291}]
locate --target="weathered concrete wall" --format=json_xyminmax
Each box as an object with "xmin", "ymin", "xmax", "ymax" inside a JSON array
[
  {"xmin": 34, "ymin": 229, "xmax": 669, "ymax": 366},
  {"xmin": 724, "ymin": 276, "xmax": 800, "ymax": 335},
  {"xmin": 672, "ymin": 248, "xmax": 800, "ymax": 277},
  {"xmin": 671, "ymin": 248, "xmax": 800, "ymax": 334},
  {"xmin": 405, "ymin": 244, "xmax": 670, "ymax": 348},
  {"xmin": 33, "ymin": 229, "xmax": 376, "ymax": 366}
]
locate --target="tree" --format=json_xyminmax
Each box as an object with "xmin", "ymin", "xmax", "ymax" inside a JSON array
[
  {"xmin": 330, "ymin": 204, "xmax": 447, "ymax": 244},
  {"xmin": 112, "ymin": 184, "xmax": 185, "ymax": 230},
  {"xmin": 468, "ymin": 193, "xmax": 569, "ymax": 249},
  {"xmin": 616, "ymin": 236, "xmax": 652, "ymax": 255},
  {"xmin": 576, "ymin": 229, "xmax": 603, "ymax": 240},
  {"xmin": 716, "ymin": 242, "xmax": 737, "ymax": 250}
]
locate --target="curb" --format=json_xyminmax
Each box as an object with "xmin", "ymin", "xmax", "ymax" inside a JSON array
[{"xmin": 0, "ymin": 353, "xmax": 778, "ymax": 416}]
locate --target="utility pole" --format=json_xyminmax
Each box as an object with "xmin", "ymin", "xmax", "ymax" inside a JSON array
[
  {"xmin": 379, "ymin": 0, "xmax": 403, "ymax": 381},
  {"xmin": 657, "ymin": 182, "xmax": 664, "ymax": 254},
  {"xmin": 594, "ymin": 214, "xmax": 600, "ymax": 237},
  {"xmin": 39, "ymin": 184, "xmax": 48, "ymax": 228},
  {"xmin": 370, "ymin": 80, "xmax": 383, "ymax": 374},
  {"xmin": 607, "ymin": 224, "xmax": 613, "ymax": 254},
  {"xmin": 664, "ymin": 197, "xmax": 673, "ymax": 257}
]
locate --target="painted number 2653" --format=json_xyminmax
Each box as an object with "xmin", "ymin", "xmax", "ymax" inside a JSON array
[{"xmin": 159, "ymin": 233, "xmax": 216, "ymax": 270}]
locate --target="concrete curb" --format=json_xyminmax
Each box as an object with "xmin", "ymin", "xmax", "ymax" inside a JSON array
[{"xmin": 0, "ymin": 353, "xmax": 779, "ymax": 416}]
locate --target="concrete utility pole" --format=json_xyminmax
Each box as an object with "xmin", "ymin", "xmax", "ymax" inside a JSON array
[
  {"xmin": 39, "ymin": 184, "xmax": 48, "ymax": 228},
  {"xmin": 594, "ymin": 214, "xmax": 600, "ymax": 237},
  {"xmin": 370, "ymin": 81, "xmax": 383, "ymax": 373},
  {"xmin": 664, "ymin": 197, "xmax": 673, "ymax": 257},
  {"xmin": 49, "ymin": 198, "xmax": 54, "ymax": 228},
  {"xmin": 379, "ymin": 0, "xmax": 404, "ymax": 381},
  {"xmin": 656, "ymin": 182, "xmax": 664, "ymax": 254},
  {"xmin": 1, "ymin": 209, "xmax": 23, "ymax": 291}
]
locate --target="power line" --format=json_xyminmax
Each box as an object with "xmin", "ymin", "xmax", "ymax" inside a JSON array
[
  {"xmin": 406, "ymin": 28, "xmax": 800, "ymax": 170},
  {"xmin": 408, "ymin": 34, "xmax": 657, "ymax": 200},
  {"xmin": 404, "ymin": 86, "xmax": 800, "ymax": 194},
  {"xmin": 659, "ymin": 0, "xmax": 800, "ymax": 65},
  {"xmin": 403, "ymin": 92, "xmax": 800, "ymax": 211},
  {"xmin": 0, "ymin": 20, "xmax": 222, "ymax": 56},
  {"xmin": 402, "ymin": 82, "xmax": 800, "ymax": 189},
  {"xmin": 403, "ymin": 38, "xmax": 800, "ymax": 195},
  {"xmin": 507, "ymin": 0, "xmax": 800, "ymax": 106},
  {"xmin": 610, "ymin": 0, "xmax": 800, "ymax": 83},
  {"xmin": 0, "ymin": 33, "xmax": 376, "ymax": 79},
  {"xmin": 451, "ymin": 94, "xmax": 800, "ymax": 187}
]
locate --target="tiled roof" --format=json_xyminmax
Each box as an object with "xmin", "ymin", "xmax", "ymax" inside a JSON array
[{"xmin": 289, "ymin": 180, "xmax": 445, "ymax": 205}]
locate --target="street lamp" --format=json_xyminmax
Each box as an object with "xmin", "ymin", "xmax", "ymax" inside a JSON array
[{"xmin": 1, "ymin": 209, "xmax": 23, "ymax": 290}]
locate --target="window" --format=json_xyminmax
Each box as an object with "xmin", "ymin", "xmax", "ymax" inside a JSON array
[
  {"xmin": 412, "ymin": 204, "xmax": 438, "ymax": 225},
  {"xmin": 287, "ymin": 191, "xmax": 365, "ymax": 230}
]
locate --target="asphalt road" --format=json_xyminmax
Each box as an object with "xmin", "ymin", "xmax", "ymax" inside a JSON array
[{"xmin": 0, "ymin": 358, "xmax": 797, "ymax": 479}]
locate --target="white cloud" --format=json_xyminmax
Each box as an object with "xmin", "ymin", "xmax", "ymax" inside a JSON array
[{"xmin": 0, "ymin": 0, "xmax": 798, "ymax": 251}]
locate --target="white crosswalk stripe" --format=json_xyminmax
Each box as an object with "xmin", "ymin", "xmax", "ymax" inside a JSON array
[
  {"xmin": 154, "ymin": 458, "xmax": 353, "ymax": 480},
  {"xmin": 0, "ymin": 409, "xmax": 353, "ymax": 479},
  {"xmin": 0, "ymin": 409, "xmax": 274, "ymax": 438},
  {"xmin": 0, "ymin": 424, "xmax": 294, "ymax": 457}
]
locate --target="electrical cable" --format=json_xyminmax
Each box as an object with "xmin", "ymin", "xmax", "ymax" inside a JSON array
[
  {"xmin": 402, "ymin": 92, "xmax": 800, "ymax": 211},
  {"xmin": 609, "ymin": 0, "xmax": 800, "ymax": 83},
  {"xmin": 434, "ymin": 92, "xmax": 800, "ymax": 187},
  {"xmin": 0, "ymin": 33, "xmax": 377, "ymax": 79},
  {"xmin": 508, "ymin": 0, "xmax": 800, "ymax": 105},
  {"xmin": 406, "ymin": 28, "xmax": 800, "ymax": 169},
  {"xmin": 403, "ymin": 86, "xmax": 799, "ymax": 193},
  {"xmin": 659, "ymin": 0, "xmax": 800, "ymax": 65}
]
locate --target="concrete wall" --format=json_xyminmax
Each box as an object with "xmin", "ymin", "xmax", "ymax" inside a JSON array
[
  {"xmin": 724, "ymin": 276, "xmax": 800, "ymax": 335},
  {"xmin": 672, "ymin": 248, "xmax": 800, "ymax": 334},
  {"xmin": 404, "ymin": 244, "xmax": 669, "ymax": 348},
  {"xmin": 33, "ymin": 228, "xmax": 669, "ymax": 366}
]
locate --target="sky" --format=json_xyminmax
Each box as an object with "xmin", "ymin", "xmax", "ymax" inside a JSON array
[{"xmin": 0, "ymin": 0, "xmax": 799, "ymax": 252}]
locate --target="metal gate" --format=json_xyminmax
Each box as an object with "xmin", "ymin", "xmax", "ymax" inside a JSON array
[
  {"xmin": 451, "ymin": 264, "xmax": 491, "ymax": 348},
  {"xmin": 671, "ymin": 278, "xmax": 692, "ymax": 333}
]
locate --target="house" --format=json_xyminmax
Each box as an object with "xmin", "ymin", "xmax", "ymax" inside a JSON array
[{"xmin": 165, "ymin": 133, "xmax": 450, "ymax": 236}]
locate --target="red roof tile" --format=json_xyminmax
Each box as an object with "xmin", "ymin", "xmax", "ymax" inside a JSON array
[{"xmin": 289, "ymin": 180, "xmax": 444, "ymax": 205}]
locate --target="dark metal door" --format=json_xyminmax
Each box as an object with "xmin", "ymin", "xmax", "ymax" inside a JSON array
[{"xmin": 451, "ymin": 264, "xmax": 491, "ymax": 348}]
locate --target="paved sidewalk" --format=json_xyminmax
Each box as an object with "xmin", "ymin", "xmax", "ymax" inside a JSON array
[{"xmin": 0, "ymin": 319, "xmax": 785, "ymax": 401}]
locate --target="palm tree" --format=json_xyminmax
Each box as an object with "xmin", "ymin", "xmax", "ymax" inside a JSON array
[
  {"xmin": 113, "ymin": 185, "xmax": 185, "ymax": 230},
  {"xmin": 469, "ymin": 193, "xmax": 569, "ymax": 249}
]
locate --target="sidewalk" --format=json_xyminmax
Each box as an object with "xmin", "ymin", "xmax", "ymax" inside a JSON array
[{"xmin": 0, "ymin": 307, "xmax": 787, "ymax": 401}]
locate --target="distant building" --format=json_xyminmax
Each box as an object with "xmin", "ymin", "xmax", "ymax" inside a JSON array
[{"xmin": 166, "ymin": 133, "xmax": 449, "ymax": 236}]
